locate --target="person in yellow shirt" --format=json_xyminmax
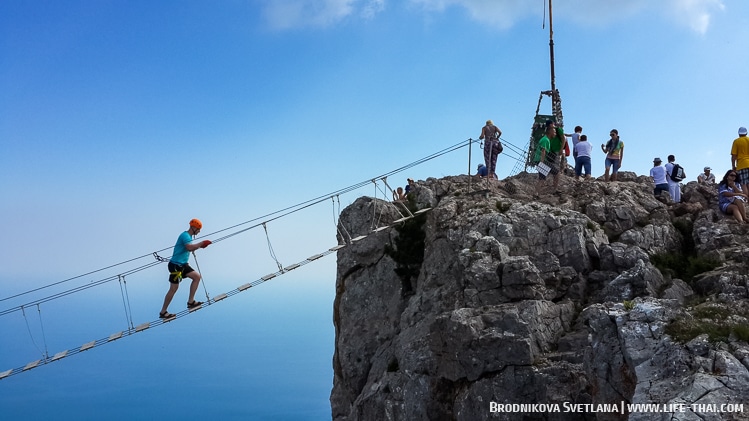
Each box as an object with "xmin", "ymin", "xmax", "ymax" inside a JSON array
[{"xmin": 731, "ymin": 126, "xmax": 749, "ymax": 186}]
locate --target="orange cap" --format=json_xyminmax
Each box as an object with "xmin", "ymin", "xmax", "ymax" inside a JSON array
[{"xmin": 189, "ymin": 218, "xmax": 203, "ymax": 230}]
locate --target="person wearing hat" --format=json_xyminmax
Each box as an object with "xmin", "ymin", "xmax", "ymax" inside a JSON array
[
  {"xmin": 159, "ymin": 218, "xmax": 212, "ymax": 319},
  {"xmin": 649, "ymin": 157, "xmax": 669, "ymax": 198},
  {"xmin": 698, "ymin": 167, "xmax": 715, "ymax": 184},
  {"xmin": 476, "ymin": 163, "xmax": 488, "ymax": 178},
  {"xmin": 731, "ymin": 127, "xmax": 749, "ymax": 186},
  {"xmin": 479, "ymin": 119, "xmax": 503, "ymax": 180}
]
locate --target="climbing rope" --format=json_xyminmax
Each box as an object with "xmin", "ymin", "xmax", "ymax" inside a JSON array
[
  {"xmin": 1, "ymin": 138, "xmax": 476, "ymax": 320},
  {"xmin": 190, "ymin": 251, "xmax": 211, "ymax": 303},
  {"xmin": 0, "ymin": 239, "xmax": 354, "ymax": 380}
]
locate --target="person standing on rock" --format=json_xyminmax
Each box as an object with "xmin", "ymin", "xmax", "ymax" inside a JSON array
[
  {"xmin": 650, "ymin": 157, "xmax": 669, "ymax": 198},
  {"xmin": 731, "ymin": 126, "xmax": 749, "ymax": 186},
  {"xmin": 405, "ymin": 178, "xmax": 415, "ymax": 196},
  {"xmin": 573, "ymin": 134, "xmax": 592, "ymax": 180},
  {"xmin": 565, "ymin": 125, "xmax": 583, "ymax": 150},
  {"xmin": 665, "ymin": 155, "xmax": 683, "ymax": 203},
  {"xmin": 479, "ymin": 119, "xmax": 503, "ymax": 180},
  {"xmin": 533, "ymin": 125, "xmax": 556, "ymax": 196},
  {"xmin": 601, "ymin": 129, "xmax": 624, "ymax": 182},
  {"xmin": 718, "ymin": 169, "xmax": 748, "ymax": 223},
  {"xmin": 545, "ymin": 120, "xmax": 566, "ymax": 189}
]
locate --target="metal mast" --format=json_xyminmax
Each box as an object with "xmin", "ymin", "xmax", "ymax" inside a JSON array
[
  {"xmin": 548, "ymin": 0, "xmax": 562, "ymax": 126},
  {"xmin": 518, "ymin": 0, "xmax": 564, "ymax": 174},
  {"xmin": 549, "ymin": 0, "xmax": 556, "ymax": 95}
]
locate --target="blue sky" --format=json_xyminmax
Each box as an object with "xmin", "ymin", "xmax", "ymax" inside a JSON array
[
  {"xmin": 1, "ymin": 0, "xmax": 747, "ymax": 415},
  {"xmin": 3, "ymin": 0, "xmax": 747, "ymax": 283}
]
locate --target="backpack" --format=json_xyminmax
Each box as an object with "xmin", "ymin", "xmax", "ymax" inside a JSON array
[{"xmin": 670, "ymin": 164, "xmax": 685, "ymax": 182}]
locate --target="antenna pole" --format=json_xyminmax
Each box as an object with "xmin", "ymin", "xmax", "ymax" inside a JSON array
[{"xmin": 548, "ymin": 0, "xmax": 556, "ymax": 95}]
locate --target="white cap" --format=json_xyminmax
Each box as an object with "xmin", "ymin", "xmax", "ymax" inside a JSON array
[{"xmin": 740, "ymin": 127, "xmax": 748, "ymax": 136}]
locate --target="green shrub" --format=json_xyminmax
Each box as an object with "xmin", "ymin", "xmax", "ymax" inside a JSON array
[
  {"xmin": 496, "ymin": 201, "xmax": 511, "ymax": 213},
  {"xmin": 666, "ymin": 304, "xmax": 749, "ymax": 343},
  {"xmin": 650, "ymin": 253, "xmax": 720, "ymax": 283}
]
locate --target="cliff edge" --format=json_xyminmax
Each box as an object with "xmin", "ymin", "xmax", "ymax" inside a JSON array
[{"xmin": 330, "ymin": 172, "xmax": 749, "ymax": 421}]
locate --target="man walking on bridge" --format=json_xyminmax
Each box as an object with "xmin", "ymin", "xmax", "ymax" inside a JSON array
[{"xmin": 160, "ymin": 218, "xmax": 212, "ymax": 319}]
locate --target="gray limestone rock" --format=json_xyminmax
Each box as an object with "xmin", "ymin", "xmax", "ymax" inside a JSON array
[{"xmin": 331, "ymin": 173, "xmax": 749, "ymax": 420}]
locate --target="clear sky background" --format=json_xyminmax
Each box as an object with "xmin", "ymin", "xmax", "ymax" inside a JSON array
[
  {"xmin": 2, "ymin": 0, "xmax": 748, "ymax": 282},
  {"xmin": 1, "ymin": 0, "xmax": 748, "ymax": 418}
]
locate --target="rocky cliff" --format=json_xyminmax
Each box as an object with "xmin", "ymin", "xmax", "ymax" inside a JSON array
[{"xmin": 330, "ymin": 172, "xmax": 749, "ymax": 421}]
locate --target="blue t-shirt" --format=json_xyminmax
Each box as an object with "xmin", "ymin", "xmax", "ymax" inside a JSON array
[
  {"xmin": 170, "ymin": 231, "xmax": 193, "ymax": 264},
  {"xmin": 477, "ymin": 166, "xmax": 488, "ymax": 176}
]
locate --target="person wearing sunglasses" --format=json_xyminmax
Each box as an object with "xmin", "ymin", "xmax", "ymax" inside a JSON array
[{"xmin": 718, "ymin": 170, "xmax": 748, "ymax": 223}]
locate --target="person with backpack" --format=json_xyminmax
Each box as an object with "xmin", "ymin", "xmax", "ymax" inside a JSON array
[
  {"xmin": 664, "ymin": 155, "xmax": 685, "ymax": 203},
  {"xmin": 479, "ymin": 119, "xmax": 503, "ymax": 180}
]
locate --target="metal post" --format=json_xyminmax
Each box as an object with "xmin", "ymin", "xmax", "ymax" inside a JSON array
[
  {"xmin": 548, "ymin": 0, "xmax": 556, "ymax": 96},
  {"xmin": 468, "ymin": 138, "xmax": 472, "ymax": 193}
]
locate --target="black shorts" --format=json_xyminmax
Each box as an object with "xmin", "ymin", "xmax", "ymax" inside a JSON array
[{"xmin": 168, "ymin": 262, "xmax": 194, "ymax": 284}]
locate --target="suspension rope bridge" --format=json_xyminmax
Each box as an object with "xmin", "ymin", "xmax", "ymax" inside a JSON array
[{"xmin": 0, "ymin": 136, "xmax": 532, "ymax": 381}]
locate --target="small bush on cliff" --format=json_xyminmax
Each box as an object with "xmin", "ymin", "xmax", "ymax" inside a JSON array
[
  {"xmin": 495, "ymin": 201, "xmax": 511, "ymax": 213},
  {"xmin": 650, "ymin": 254, "xmax": 719, "ymax": 283},
  {"xmin": 650, "ymin": 219, "xmax": 719, "ymax": 282},
  {"xmin": 666, "ymin": 304, "xmax": 749, "ymax": 343}
]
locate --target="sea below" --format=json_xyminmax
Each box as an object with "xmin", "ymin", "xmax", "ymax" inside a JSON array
[{"xmin": 0, "ymin": 275, "xmax": 336, "ymax": 420}]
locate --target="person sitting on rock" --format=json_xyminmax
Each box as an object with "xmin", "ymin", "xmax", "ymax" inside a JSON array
[
  {"xmin": 718, "ymin": 169, "xmax": 748, "ymax": 223},
  {"xmin": 698, "ymin": 166, "xmax": 715, "ymax": 184},
  {"xmin": 476, "ymin": 163, "xmax": 488, "ymax": 178}
]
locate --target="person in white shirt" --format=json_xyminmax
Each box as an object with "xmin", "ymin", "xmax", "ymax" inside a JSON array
[
  {"xmin": 565, "ymin": 125, "xmax": 583, "ymax": 150},
  {"xmin": 650, "ymin": 157, "xmax": 669, "ymax": 198},
  {"xmin": 698, "ymin": 166, "xmax": 715, "ymax": 184},
  {"xmin": 572, "ymin": 134, "xmax": 592, "ymax": 180},
  {"xmin": 664, "ymin": 154, "xmax": 683, "ymax": 203}
]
